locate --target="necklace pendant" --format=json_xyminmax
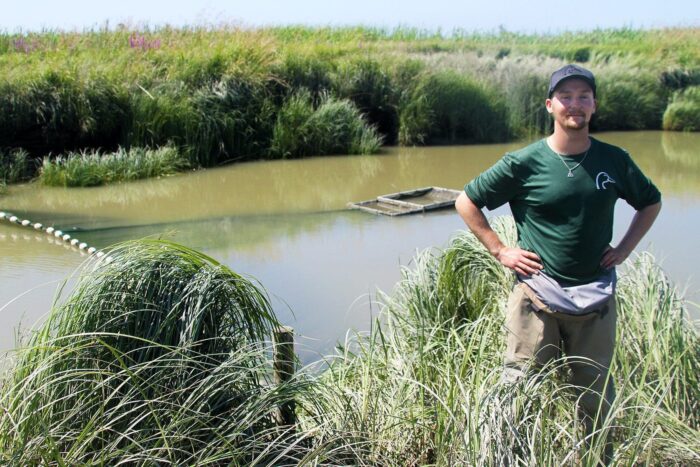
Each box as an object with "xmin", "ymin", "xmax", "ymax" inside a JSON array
[{"xmin": 567, "ymin": 171, "xmax": 574, "ymax": 178}]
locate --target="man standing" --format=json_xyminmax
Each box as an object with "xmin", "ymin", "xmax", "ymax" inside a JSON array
[{"xmin": 455, "ymin": 64, "xmax": 661, "ymax": 462}]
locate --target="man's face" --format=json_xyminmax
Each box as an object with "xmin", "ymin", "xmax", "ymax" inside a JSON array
[{"xmin": 545, "ymin": 79, "xmax": 596, "ymax": 131}]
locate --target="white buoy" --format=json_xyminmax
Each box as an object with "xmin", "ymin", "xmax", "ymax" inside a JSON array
[
  {"xmin": 46, "ymin": 227, "xmax": 55, "ymax": 234},
  {"xmin": 88, "ymin": 247, "xmax": 96, "ymax": 254},
  {"xmin": 9, "ymin": 216, "xmax": 18, "ymax": 223},
  {"xmin": 105, "ymin": 256, "xmax": 114, "ymax": 264},
  {"xmin": 54, "ymin": 231, "xmax": 63, "ymax": 238},
  {"xmin": 0, "ymin": 212, "xmax": 6, "ymax": 219},
  {"xmin": 33, "ymin": 223, "xmax": 43, "ymax": 230},
  {"xmin": 96, "ymin": 251, "xmax": 105, "ymax": 258},
  {"xmin": 62, "ymin": 234, "xmax": 71, "ymax": 241},
  {"xmin": 79, "ymin": 242, "xmax": 87, "ymax": 250},
  {"xmin": 70, "ymin": 239, "xmax": 79, "ymax": 246},
  {"xmin": 21, "ymin": 219, "xmax": 30, "ymax": 226}
]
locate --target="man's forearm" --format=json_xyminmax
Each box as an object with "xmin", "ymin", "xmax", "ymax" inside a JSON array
[
  {"xmin": 455, "ymin": 192, "xmax": 505, "ymax": 256},
  {"xmin": 455, "ymin": 192, "xmax": 543, "ymax": 275},
  {"xmin": 617, "ymin": 201, "xmax": 662, "ymax": 255}
]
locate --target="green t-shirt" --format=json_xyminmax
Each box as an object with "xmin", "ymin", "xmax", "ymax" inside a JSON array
[{"xmin": 465, "ymin": 137, "xmax": 661, "ymax": 285}]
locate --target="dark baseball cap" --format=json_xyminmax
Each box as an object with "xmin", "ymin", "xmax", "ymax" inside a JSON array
[{"xmin": 548, "ymin": 64, "xmax": 596, "ymax": 97}]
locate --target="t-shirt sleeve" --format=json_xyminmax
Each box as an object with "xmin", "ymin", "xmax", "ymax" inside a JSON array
[
  {"xmin": 464, "ymin": 153, "xmax": 521, "ymax": 210},
  {"xmin": 617, "ymin": 151, "xmax": 661, "ymax": 210}
]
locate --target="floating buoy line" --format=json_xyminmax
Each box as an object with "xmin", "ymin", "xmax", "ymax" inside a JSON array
[{"xmin": 0, "ymin": 210, "xmax": 112, "ymax": 263}]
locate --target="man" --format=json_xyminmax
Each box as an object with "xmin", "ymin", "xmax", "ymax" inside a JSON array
[{"xmin": 455, "ymin": 64, "xmax": 661, "ymax": 462}]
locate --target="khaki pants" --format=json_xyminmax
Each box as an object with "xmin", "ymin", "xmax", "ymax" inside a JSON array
[{"xmin": 503, "ymin": 282, "xmax": 616, "ymax": 461}]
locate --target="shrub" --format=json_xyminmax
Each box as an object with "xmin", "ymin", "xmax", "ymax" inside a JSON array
[
  {"xmin": 272, "ymin": 53, "xmax": 335, "ymax": 103},
  {"xmin": 659, "ymin": 68, "xmax": 700, "ymax": 91},
  {"xmin": 662, "ymin": 86, "xmax": 700, "ymax": 131},
  {"xmin": 571, "ymin": 47, "xmax": 591, "ymax": 63}
]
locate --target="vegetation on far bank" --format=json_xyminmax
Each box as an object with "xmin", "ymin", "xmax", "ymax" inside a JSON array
[
  {"xmin": 1, "ymin": 26, "xmax": 699, "ymax": 186},
  {"xmin": 1, "ymin": 220, "xmax": 697, "ymax": 464}
]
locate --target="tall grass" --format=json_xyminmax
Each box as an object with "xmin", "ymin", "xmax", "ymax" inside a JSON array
[
  {"xmin": 0, "ymin": 240, "xmax": 313, "ymax": 465},
  {"xmin": 299, "ymin": 217, "xmax": 700, "ymax": 465},
  {"xmin": 0, "ymin": 222, "xmax": 697, "ymax": 464},
  {"xmin": 270, "ymin": 90, "xmax": 383, "ymax": 158},
  {"xmin": 418, "ymin": 71, "xmax": 511, "ymax": 144},
  {"xmin": 0, "ymin": 148, "xmax": 31, "ymax": 183},
  {"xmin": 663, "ymin": 86, "xmax": 700, "ymax": 131},
  {"xmin": 39, "ymin": 146, "xmax": 189, "ymax": 187}
]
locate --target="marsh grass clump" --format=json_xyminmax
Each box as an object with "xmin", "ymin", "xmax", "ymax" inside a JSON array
[
  {"xmin": 332, "ymin": 58, "xmax": 399, "ymax": 144},
  {"xmin": 419, "ymin": 71, "xmax": 511, "ymax": 144},
  {"xmin": 271, "ymin": 91, "xmax": 383, "ymax": 158},
  {"xmin": 0, "ymin": 148, "xmax": 32, "ymax": 184},
  {"xmin": 663, "ymin": 85, "xmax": 700, "ymax": 131},
  {"xmin": 39, "ymin": 145, "xmax": 189, "ymax": 187},
  {"xmin": 300, "ymin": 217, "xmax": 700, "ymax": 465},
  {"xmin": 593, "ymin": 71, "xmax": 667, "ymax": 130},
  {"xmin": 0, "ymin": 240, "xmax": 336, "ymax": 465}
]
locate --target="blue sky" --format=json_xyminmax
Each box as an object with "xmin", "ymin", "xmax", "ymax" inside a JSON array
[{"xmin": 2, "ymin": 0, "xmax": 699, "ymax": 33}]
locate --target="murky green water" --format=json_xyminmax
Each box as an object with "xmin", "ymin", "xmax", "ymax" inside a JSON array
[{"xmin": 1, "ymin": 131, "xmax": 699, "ymax": 361}]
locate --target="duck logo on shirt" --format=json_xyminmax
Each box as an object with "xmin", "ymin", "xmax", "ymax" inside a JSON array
[{"xmin": 595, "ymin": 172, "xmax": 616, "ymax": 190}]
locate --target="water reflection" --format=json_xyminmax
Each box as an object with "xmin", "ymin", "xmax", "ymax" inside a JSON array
[{"xmin": 661, "ymin": 131, "xmax": 700, "ymax": 168}]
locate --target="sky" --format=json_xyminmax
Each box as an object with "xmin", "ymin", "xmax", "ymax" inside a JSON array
[{"xmin": 2, "ymin": 0, "xmax": 699, "ymax": 34}]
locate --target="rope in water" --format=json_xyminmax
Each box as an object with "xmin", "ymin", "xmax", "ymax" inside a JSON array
[{"xmin": 0, "ymin": 210, "xmax": 112, "ymax": 263}]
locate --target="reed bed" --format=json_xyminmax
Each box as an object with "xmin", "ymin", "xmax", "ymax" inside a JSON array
[{"xmin": 1, "ymin": 26, "xmax": 698, "ymax": 185}]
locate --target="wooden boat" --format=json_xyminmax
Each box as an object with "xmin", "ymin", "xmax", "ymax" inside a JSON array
[{"xmin": 348, "ymin": 187, "xmax": 461, "ymax": 216}]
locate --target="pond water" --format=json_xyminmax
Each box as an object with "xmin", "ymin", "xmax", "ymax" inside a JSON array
[{"xmin": 1, "ymin": 131, "xmax": 699, "ymax": 362}]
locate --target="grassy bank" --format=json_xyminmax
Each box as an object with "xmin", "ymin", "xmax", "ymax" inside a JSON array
[
  {"xmin": 0, "ymin": 26, "xmax": 698, "ymax": 185},
  {"xmin": 1, "ymin": 219, "xmax": 697, "ymax": 464}
]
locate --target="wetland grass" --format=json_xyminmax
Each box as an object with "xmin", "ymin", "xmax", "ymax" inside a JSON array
[
  {"xmin": 39, "ymin": 146, "xmax": 189, "ymax": 187},
  {"xmin": 663, "ymin": 86, "xmax": 700, "ymax": 131},
  {"xmin": 270, "ymin": 91, "xmax": 383, "ymax": 158},
  {"xmin": 0, "ymin": 148, "xmax": 31, "ymax": 184},
  {"xmin": 1, "ymin": 26, "xmax": 698, "ymax": 186},
  {"xmin": 0, "ymin": 221, "xmax": 698, "ymax": 464},
  {"xmin": 0, "ymin": 240, "xmax": 330, "ymax": 465}
]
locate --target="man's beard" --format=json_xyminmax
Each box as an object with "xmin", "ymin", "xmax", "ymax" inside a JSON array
[{"xmin": 563, "ymin": 115, "xmax": 588, "ymax": 130}]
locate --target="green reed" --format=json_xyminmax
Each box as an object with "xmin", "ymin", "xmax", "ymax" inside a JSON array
[
  {"xmin": 39, "ymin": 145, "xmax": 189, "ymax": 187},
  {"xmin": 663, "ymin": 86, "xmax": 700, "ymax": 131}
]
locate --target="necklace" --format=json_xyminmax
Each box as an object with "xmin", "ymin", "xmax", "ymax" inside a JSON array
[{"xmin": 554, "ymin": 148, "xmax": 589, "ymax": 178}]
